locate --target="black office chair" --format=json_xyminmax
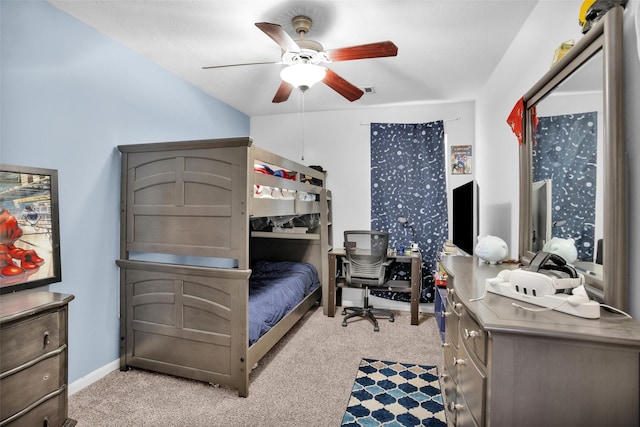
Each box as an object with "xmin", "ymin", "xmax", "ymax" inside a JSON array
[{"xmin": 341, "ymin": 230, "xmax": 395, "ymax": 331}]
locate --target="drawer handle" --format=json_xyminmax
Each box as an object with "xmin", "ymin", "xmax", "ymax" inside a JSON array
[
  {"xmin": 453, "ymin": 357, "xmax": 466, "ymax": 366},
  {"xmin": 43, "ymin": 331, "xmax": 51, "ymax": 347},
  {"xmin": 447, "ymin": 298, "xmax": 462, "ymax": 316},
  {"xmin": 448, "ymin": 402, "xmax": 464, "ymax": 412},
  {"xmin": 464, "ymin": 329, "xmax": 480, "ymax": 339},
  {"xmin": 450, "ymin": 302, "xmax": 462, "ymax": 317}
]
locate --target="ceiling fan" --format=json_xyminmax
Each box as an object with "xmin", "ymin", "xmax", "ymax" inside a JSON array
[{"xmin": 202, "ymin": 15, "xmax": 398, "ymax": 103}]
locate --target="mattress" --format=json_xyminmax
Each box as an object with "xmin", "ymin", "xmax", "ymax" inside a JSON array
[{"xmin": 248, "ymin": 261, "xmax": 321, "ymax": 346}]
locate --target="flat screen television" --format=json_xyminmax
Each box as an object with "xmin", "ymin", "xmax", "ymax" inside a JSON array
[
  {"xmin": 531, "ymin": 179, "xmax": 553, "ymax": 252},
  {"xmin": 452, "ymin": 180, "xmax": 478, "ymax": 256},
  {"xmin": 0, "ymin": 165, "xmax": 62, "ymax": 294}
]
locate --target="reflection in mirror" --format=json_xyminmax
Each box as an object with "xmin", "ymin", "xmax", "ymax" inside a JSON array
[
  {"xmin": 531, "ymin": 51, "xmax": 603, "ymax": 265},
  {"xmin": 519, "ymin": 6, "xmax": 626, "ymax": 311}
]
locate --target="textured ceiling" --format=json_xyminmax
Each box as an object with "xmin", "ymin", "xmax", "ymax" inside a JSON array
[{"xmin": 48, "ymin": 0, "xmax": 539, "ymax": 117}]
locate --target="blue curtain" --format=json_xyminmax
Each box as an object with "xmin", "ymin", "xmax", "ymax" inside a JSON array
[
  {"xmin": 533, "ymin": 112, "xmax": 597, "ymax": 261},
  {"xmin": 370, "ymin": 121, "xmax": 448, "ymax": 303}
]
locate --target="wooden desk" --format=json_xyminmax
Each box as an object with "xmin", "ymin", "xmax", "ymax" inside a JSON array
[{"xmin": 327, "ymin": 249, "xmax": 422, "ymax": 325}]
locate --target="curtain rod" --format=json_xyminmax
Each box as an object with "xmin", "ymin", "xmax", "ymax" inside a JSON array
[{"xmin": 359, "ymin": 117, "xmax": 460, "ymax": 125}]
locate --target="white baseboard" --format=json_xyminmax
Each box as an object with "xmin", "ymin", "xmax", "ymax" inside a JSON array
[{"xmin": 68, "ymin": 359, "xmax": 120, "ymax": 396}]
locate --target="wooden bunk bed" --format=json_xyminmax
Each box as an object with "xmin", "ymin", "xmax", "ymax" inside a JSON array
[{"xmin": 116, "ymin": 137, "xmax": 332, "ymax": 397}]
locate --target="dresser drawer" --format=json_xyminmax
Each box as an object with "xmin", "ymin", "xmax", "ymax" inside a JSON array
[
  {"xmin": 0, "ymin": 312, "xmax": 61, "ymax": 372},
  {"xmin": 457, "ymin": 339, "xmax": 486, "ymax": 427},
  {"xmin": 441, "ymin": 365, "xmax": 457, "ymax": 427},
  {"xmin": 443, "ymin": 338, "xmax": 457, "ymax": 381},
  {"xmin": 460, "ymin": 309, "xmax": 487, "ymax": 366},
  {"xmin": 435, "ymin": 287, "xmax": 447, "ymax": 341},
  {"xmin": 445, "ymin": 288, "xmax": 461, "ymax": 349},
  {"xmin": 0, "ymin": 349, "xmax": 64, "ymax": 421},
  {"xmin": 2, "ymin": 387, "xmax": 67, "ymax": 427},
  {"xmin": 453, "ymin": 391, "xmax": 480, "ymax": 427}
]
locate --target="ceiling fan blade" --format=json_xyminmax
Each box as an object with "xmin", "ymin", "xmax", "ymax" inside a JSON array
[
  {"xmin": 323, "ymin": 69, "xmax": 364, "ymax": 102},
  {"xmin": 272, "ymin": 81, "xmax": 294, "ymax": 103},
  {"xmin": 325, "ymin": 41, "xmax": 398, "ymax": 62},
  {"xmin": 255, "ymin": 22, "xmax": 300, "ymax": 53},
  {"xmin": 202, "ymin": 61, "xmax": 278, "ymax": 70}
]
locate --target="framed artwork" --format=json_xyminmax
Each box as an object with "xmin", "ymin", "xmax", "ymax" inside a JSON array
[
  {"xmin": 0, "ymin": 165, "xmax": 62, "ymax": 293},
  {"xmin": 451, "ymin": 145, "xmax": 472, "ymax": 175}
]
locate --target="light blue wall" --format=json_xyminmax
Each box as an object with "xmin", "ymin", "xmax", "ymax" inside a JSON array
[{"xmin": 0, "ymin": 0, "xmax": 250, "ymax": 383}]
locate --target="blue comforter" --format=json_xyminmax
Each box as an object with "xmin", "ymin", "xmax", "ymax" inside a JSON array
[{"xmin": 248, "ymin": 261, "xmax": 320, "ymax": 346}]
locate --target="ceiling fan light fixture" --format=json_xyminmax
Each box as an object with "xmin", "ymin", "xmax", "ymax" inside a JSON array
[{"xmin": 280, "ymin": 63, "xmax": 327, "ymax": 91}]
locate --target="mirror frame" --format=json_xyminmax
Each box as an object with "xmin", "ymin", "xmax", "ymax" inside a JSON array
[{"xmin": 518, "ymin": 6, "xmax": 626, "ymax": 311}]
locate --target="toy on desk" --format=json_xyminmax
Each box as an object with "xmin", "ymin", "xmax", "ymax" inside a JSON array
[
  {"xmin": 434, "ymin": 271, "xmax": 447, "ymax": 287},
  {"xmin": 485, "ymin": 251, "xmax": 600, "ymax": 319},
  {"xmin": 542, "ymin": 237, "xmax": 578, "ymax": 264},
  {"xmin": 475, "ymin": 235, "xmax": 508, "ymax": 264}
]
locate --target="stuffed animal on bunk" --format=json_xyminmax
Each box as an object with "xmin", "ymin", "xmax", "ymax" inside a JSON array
[{"xmin": 485, "ymin": 251, "xmax": 600, "ymax": 319}]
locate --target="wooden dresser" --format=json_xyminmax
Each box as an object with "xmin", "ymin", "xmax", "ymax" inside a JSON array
[
  {"xmin": 441, "ymin": 256, "xmax": 640, "ymax": 427},
  {"xmin": 0, "ymin": 291, "xmax": 75, "ymax": 427}
]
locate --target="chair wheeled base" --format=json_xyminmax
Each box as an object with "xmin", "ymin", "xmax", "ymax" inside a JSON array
[{"xmin": 341, "ymin": 288, "xmax": 394, "ymax": 332}]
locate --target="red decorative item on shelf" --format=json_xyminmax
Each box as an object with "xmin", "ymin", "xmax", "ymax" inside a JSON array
[
  {"xmin": 507, "ymin": 97, "xmax": 525, "ymax": 145},
  {"xmin": 507, "ymin": 97, "xmax": 539, "ymax": 146}
]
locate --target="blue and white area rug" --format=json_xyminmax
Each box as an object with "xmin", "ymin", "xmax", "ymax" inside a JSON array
[{"xmin": 340, "ymin": 358, "xmax": 447, "ymax": 427}]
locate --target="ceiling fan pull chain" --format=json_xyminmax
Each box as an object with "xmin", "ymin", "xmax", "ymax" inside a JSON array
[{"xmin": 299, "ymin": 90, "xmax": 305, "ymax": 161}]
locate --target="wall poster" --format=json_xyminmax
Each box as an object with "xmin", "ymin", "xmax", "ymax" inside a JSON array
[{"xmin": 451, "ymin": 145, "xmax": 472, "ymax": 175}]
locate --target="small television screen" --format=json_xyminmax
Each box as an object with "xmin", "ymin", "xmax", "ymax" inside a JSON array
[
  {"xmin": 0, "ymin": 165, "xmax": 61, "ymax": 294},
  {"xmin": 452, "ymin": 180, "xmax": 478, "ymax": 256},
  {"xmin": 531, "ymin": 179, "xmax": 553, "ymax": 252}
]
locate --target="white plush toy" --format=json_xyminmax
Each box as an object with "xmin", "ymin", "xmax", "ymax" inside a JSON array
[
  {"xmin": 475, "ymin": 235, "xmax": 509, "ymax": 264},
  {"xmin": 542, "ymin": 237, "xmax": 578, "ymax": 264}
]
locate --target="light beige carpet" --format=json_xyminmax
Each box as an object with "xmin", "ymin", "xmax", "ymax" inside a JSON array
[{"xmin": 69, "ymin": 305, "xmax": 444, "ymax": 426}]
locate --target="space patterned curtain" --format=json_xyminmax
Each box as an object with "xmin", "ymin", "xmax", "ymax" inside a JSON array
[
  {"xmin": 370, "ymin": 121, "xmax": 448, "ymax": 303},
  {"xmin": 533, "ymin": 112, "xmax": 597, "ymax": 261}
]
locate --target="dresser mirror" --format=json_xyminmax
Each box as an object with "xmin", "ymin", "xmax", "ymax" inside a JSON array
[{"xmin": 518, "ymin": 6, "xmax": 626, "ymax": 310}]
